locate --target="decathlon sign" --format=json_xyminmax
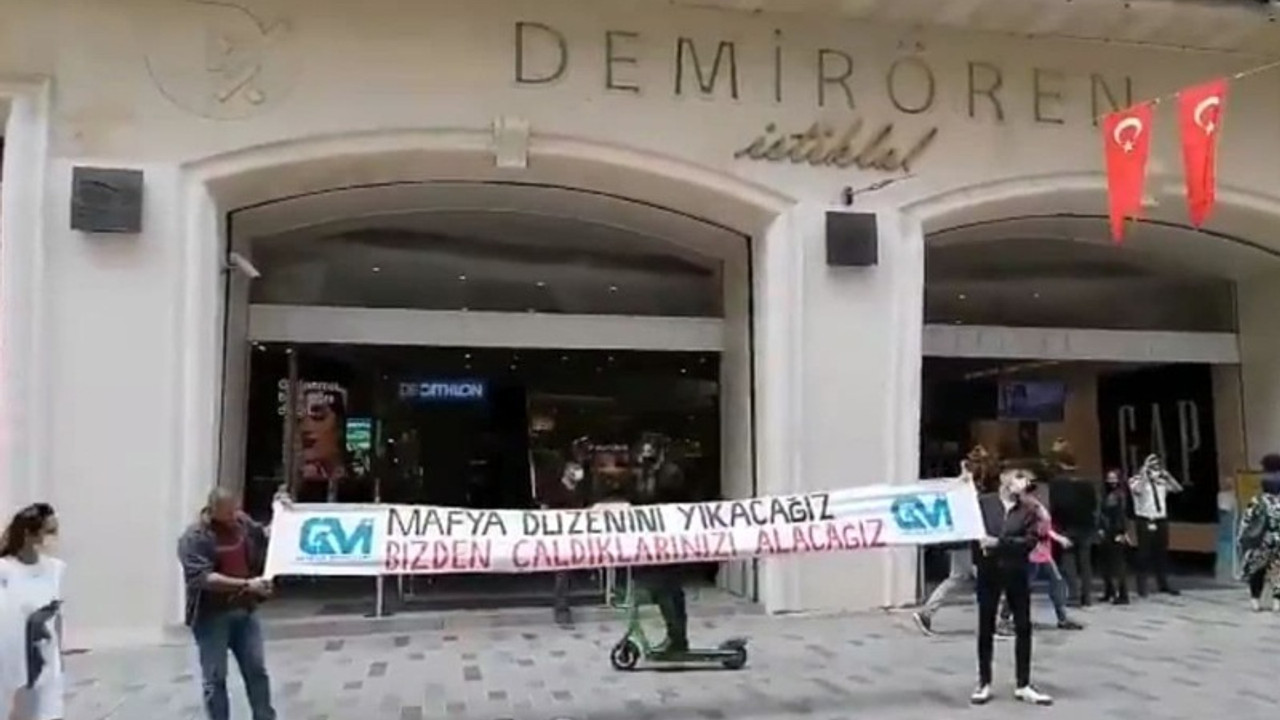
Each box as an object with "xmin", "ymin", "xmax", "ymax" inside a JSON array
[{"xmin": 398, "ymin": 379, "xmax": 488, "ymax": 403}]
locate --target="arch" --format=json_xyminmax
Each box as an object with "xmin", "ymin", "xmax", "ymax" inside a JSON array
[
  {"xmin": 182, "ymin": 128, "xmax": 794, "ymax": 235},
  {"xmin": 903, "ymin": 171, "xmax": 1280, "ymax": 250},
  {"xmin": 164, "ymin": 128, "xmax": 791, "ymax": 622}
]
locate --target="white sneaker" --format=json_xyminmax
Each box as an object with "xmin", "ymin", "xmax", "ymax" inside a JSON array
[
  {"xmin": 1272, "ymin": 598, "xmax": 1280, "ymax": 613},
  {"xmin": 970, "ymin": 684, "xmax": 993, "ymax": 705},
  {"xmin": 1014, "ymin": 685, "xmax": 1054, "ymax": 706},
  {"xmin": 1252, "ymin": 598, "xmax": 1263, "ymax": 612}
]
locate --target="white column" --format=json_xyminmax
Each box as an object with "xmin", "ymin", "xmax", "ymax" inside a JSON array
[
  {"xmin": 752, "ymin": 204, "xmax": 806, "ymax": 612},
  {"xmin": 717, "ymin": 246, "xmax": 755, "ymax": 598},
  {"xmin": 0, "ymin": 81, "xmax": 51, "ymax": 511}
]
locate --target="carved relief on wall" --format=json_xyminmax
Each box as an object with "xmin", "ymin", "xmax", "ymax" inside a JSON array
[{"xmin": 143, "ymin": 0, "xmax": 301, "ymax": 120}]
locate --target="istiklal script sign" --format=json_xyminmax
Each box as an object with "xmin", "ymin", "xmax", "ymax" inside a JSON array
[{"xmin": 513, "ymin": 22, "xmax": 1136, "ymax": 174}]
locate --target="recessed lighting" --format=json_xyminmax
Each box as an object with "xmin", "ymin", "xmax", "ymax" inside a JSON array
[
  {"xmin": 510, "ymin": 364, "xmax": 517, "ymax": 371},
  {"xmin": 371, "ymin": 266, "xmax": 381, "ymax": 273},
  {"xmin": 595, "ymin": 366, "xmax": 603, "ymax": 373},
  {"xmin": 561, "ymin": 355, "xmax": 568, "ymax": 361},
  {"xmin": 464, "ymin": 353, "xmax": 472, "ymax": 360},
  {"xmin": 957, "ymin": 293, "xmax": 967, "ymax": 300},
  {"xmin": 458, "ymin": 274, "xmax": 467, "ymax": 282},
  {"xmin": 465, "ymin": 363, "xmax": 472, "ymax": 370},
  {"xmin": 536, "ymin": 281, "xmax": 546, "ymax": 288},
  {"xmin": 609, "ymin": 285, "xmax": 619, "ymax": 292},
  {"xmin": 1032, "ymin": 292, "xmax": 1041, "ymax": 299},
  {"xmin": 607, "ymin": 356, "xmax": 614, "ymax": 363},
  {"xmin": 680, "ymin": 368, "xmax": 687, "ymax": 374},
  {"xmin": 527, "ymin": 308, "xmax": 537, "ymax": 313}
]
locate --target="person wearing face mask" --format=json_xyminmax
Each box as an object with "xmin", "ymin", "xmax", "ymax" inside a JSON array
[
  {"xmin": 1098, "ymin": 469, "xmax": 1133, "ymax": 604},
  {"xmin": 1129, "ymin": 454, "xmax": 1183, "ymax": 597},
  {"xmin": 0, "ymin": 503, "xmax": 65, "ymax": 720},
  {"xmin": 971, "ymin": 462, "xmax": 1052, "ymax": 707}
]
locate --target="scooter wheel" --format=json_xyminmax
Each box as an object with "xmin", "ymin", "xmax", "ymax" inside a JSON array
[
  {"xmin": 610, "ymin": 639, "xmax": 641, "ymax": 671},
  {"xmin": 721, "ymin": 645, "xmax": 748, "ymax": 670}
]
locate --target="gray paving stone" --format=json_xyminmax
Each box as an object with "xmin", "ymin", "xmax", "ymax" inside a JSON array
[{"xmin": 62, "ymin": 589, "xmax": 1280, "ymax": 720}]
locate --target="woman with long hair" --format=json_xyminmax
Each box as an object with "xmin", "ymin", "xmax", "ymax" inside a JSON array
[{"xmin": 0, "ymin": 503, "xmax": 65, "ymax": 720}]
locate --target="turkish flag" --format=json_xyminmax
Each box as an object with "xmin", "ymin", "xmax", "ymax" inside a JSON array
[
  {"xmin": 1178, "ymin": 78, "xmax": 1227, "ymax": 227},
  {"xmin": 1103, "ymin": 103, "xmax": 1154, "ymax": 243}
]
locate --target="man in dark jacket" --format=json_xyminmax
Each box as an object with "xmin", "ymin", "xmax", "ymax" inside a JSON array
[
  {"xmin": 972, "ymin": 462, "xmax": 1052, "ymax": 706},
  {"xmin": 176, "ymin": 487, "xmax": 278, "ymax": 720},
  {"xmin": 635, "ymin": 432, "xmax": 690, "ymax": 654},
  {"xmin": 1045, "ymin": 443, "xmax": 1099, "ymax": 606}
]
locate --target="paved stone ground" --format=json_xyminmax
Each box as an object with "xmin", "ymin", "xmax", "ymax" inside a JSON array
[{"xmin": 66, "ymin": 589, "xmax": 1280, "ymax": 720}]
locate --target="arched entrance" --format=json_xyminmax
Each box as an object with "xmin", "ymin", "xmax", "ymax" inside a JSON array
[
  {"xmin": 901, "ymin": 173, "xmax": 1280, "ymax": 598},
  {"xmin": 168, "ymin": 129, "xmax": 794, "ymax": 623}
]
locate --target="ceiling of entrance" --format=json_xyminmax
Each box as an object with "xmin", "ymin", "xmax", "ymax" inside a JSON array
[
  {"xmin": 241, "ymin": 184, "xmax": 742, "ymax": 318},
  {"xmin": 926, "ymin": 215, "xmax": 1277, "ymax": 331}
]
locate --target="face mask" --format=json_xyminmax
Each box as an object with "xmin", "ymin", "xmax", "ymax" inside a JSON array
[
  {"xmin": 1007, "ymin": 478, "xmax": 1029, "ymax": 495},
  {"xmin": 38, "ymin": 535, "xmax": 58, "ymax": 555}
]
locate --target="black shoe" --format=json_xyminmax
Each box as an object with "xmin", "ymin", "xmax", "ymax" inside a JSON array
[
  {"xmin": 1161, "ymin": 587, "xmax": 1181, "ymax": 596},
  {"xmin": 1080, "ymin": 596, "xmax": 1092, "ymax": 608},
  {"xmin": 554, "ymin": 609, "xmax": 573, "ymax": 627},
  {"xmin": 1112, "ymin": 595, "xmax": 1130, "ymax": 605},
  {"xmin": 1057, "ymin": 619, "xmax": 1085, "ymax": 630}
]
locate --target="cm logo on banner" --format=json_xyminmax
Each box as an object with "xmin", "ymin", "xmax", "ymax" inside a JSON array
[
  {"xmin": 299, "ymin": 516, "xmax": 375, "ymax": 561},
  {"xmin": 890, "ymin": 494, "xmax": 954, "ymax": 535}
]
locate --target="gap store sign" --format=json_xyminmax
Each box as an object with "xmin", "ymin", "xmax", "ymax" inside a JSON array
[{"xmin": 398, "ymin": 379, "xmax": 488, "ymax": 403}]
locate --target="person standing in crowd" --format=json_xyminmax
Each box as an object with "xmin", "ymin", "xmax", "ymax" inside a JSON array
[
  {"xmin": 1129, "ymin": 454, "xmax": 1183, "ymax": 597},
  {"xmin": 0, "ymin": 503, "xmax": 65, "ymax": 720},
  {"xmin": 635, "ymin": 432, "xmax": 692, "ymax": 654},
  {"xmin": 996, "ymin": 486, "xmax": 1083, "ymax": 634},
  {"xmin": 1237, "ymin": 454, "xmax": 1280, "ymax": 611},
  {"xmin": 1045, "ymin": 441, "xmax": 1098, "ymax": 607},
  {"xmin": 177, "ymin": 488, "xmax": 281, "ymax": 720},
  {"xmin": 913, "ymin": 451, "xmax": 984, "ymax": 635},
  {"xmin": 1098, "ymin": 469, "xmax": 1133, "ymax": 604},
  {"xmin": 545, "ymin": 436, "xmax": 592, "ymax": 626},
  {"xmin": 972, "ymin": 461, "xmax": 1052, "ymax": 706}
]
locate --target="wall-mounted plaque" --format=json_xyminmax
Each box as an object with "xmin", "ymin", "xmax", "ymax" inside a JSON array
[{"xmin": 70, "ymin": 167, "xmax": 144, "ymax": 234}]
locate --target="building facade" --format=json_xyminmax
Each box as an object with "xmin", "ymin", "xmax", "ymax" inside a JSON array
[{"xmin": 3, "ymin": 0, "xmax": 1280, "ymax": 647}]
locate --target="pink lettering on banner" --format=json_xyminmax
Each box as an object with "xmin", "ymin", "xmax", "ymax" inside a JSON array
[{"xmin": 384, "ymin": 539, "xmax": 494, "ymax": 572}]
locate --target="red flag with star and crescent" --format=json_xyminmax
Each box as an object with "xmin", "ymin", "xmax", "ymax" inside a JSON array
[
  {"xmin": 1177, "ymin": 78, "xmax": 1228, "ymax": 227},
  {"xmin": 1103, "ymin": 103, "xmax": 1154, "ymax": 243}
]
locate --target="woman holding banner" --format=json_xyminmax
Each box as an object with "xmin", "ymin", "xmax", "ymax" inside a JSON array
[{"xmin": 972, "ymin": 462, "xmax": 1052, "ymax": 706}]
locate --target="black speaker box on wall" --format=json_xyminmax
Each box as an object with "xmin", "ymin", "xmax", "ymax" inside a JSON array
[{"xmin": 825, "ymin": 211, "xmax": 878, "ymax": 267}]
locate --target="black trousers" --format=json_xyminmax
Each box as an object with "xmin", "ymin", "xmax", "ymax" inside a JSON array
[
  {"xmin": 1059, "ymin": 530, "xmax": 1095, "ymax": 604},
  {"xmin": 1099, "ymin": 537, "xmax": 1130, "ymax": 599},
  {"xmin": 647, "ymin": 570, "xmax": 688, "ymax": 648},
  {"xmin": 976, "ymin": 563, "xmax": 1031, "ymax": 688},
  {"xmin": 1248, "ymin": 561, "xmax": 1279, "ymax": 599},
  {"xmin": 1134, "ymin": 518, "xmax": 1172, "ymax": 594},
  {"xmin": 552, "ymin": 572, "xmax": 572, "ymax": 620}
]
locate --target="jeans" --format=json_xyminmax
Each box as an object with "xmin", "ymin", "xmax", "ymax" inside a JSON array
[
  {"xmin": 192, "ymin": 609, "xmax": 276, "ymax": 720},
  {"xmin": 977, "ymin": 563, "xmax": 1031, "ymax": 687},
  {"xmin": 921, "ymin": 558, "xmax": 976, "ymax": 618},
  {"xmin": 1000, "ymin": 559, "xmax": 1069, "ymax": 624}
]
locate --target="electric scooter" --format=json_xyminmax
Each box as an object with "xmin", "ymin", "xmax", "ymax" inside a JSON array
[{"xmin": 607, "ymin": 567, "xmax": 748, "ymax": 671}]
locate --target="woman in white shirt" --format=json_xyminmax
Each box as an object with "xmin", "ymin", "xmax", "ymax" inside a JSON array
[{"xmin": 0, "ymin": 503, "xmax": 65, "ymax": 720}]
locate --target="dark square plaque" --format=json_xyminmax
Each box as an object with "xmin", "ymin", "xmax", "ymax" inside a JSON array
[{"xmin": 70, "ymin": 166, "xmax": 144, "ymax": 234}]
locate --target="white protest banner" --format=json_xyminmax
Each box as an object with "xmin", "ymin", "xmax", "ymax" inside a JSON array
[{"xmin": 263, "ymin": 481, "xmax": 983, "ymax": 578}]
